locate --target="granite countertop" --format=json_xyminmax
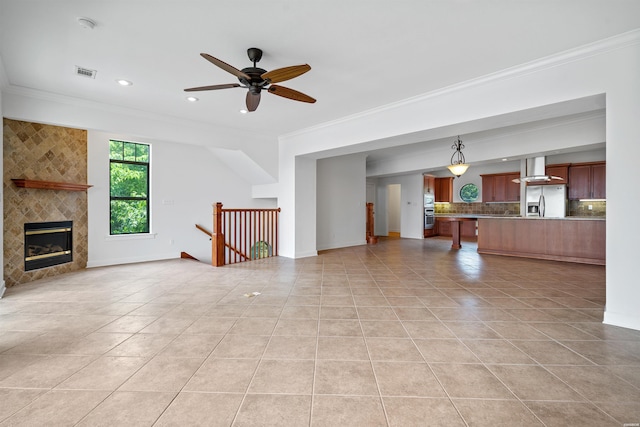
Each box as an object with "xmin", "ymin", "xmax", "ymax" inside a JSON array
[{"xmin": 435, "ymin": 214, "xmax": 605, "ymax": 220}]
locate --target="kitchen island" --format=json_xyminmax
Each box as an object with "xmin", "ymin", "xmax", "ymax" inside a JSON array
[
  {"xmin": 477, "ymin": 217, "xmax": 605, "ymax": 265},
  {"xmin": 436, "ymin": 216, "xmax": 478, "ymax": 249}
]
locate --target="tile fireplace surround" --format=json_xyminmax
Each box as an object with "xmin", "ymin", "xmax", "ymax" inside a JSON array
[{"xmin": 3, "ymin": 118, "xmax": 89, "ymax": 287}]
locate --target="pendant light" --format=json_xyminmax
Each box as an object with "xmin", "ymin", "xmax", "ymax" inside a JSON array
[{"xmin": 447, "ymin": 135, "xmax": 470, "ymax": 177}]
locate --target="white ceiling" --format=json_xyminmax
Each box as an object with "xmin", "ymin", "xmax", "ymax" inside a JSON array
[{"xmin": 1, "ymin": 1, "xmax": 640, "ymax": 144}]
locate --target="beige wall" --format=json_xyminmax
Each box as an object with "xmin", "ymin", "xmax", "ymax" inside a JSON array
[{"xmin": 3, "ymin": 118, "xmax": 88, "ymax": 287}]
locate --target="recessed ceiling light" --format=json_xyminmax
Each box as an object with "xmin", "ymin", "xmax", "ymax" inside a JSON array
[
  {"xmin": 239, "ymin": 109, "xmax": 248, "ymax": 114},
  {"xmin": 502, "ymin": 158, "xmax": 508, "ymax": 161},
  {"xmin": 117, "ymin": 79, "xmax": 132, "ymax": 86},
  {"xmin": 186, "ymin": 96, "xmax": 198, "ymax": 102}
]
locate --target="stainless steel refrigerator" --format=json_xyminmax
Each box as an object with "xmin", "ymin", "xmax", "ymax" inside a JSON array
[{"xmin": 525, "ymin": 184, "xmax": 567, "ymax": 218}]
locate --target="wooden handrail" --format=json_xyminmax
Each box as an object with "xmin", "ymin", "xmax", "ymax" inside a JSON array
[
  {"xmin": 225, "ymin": 242, "xmax": 249, "ymax": 261},
  {"xmin": 195, "ymin": 224, "xmax": 212, "ymax": 237},
  {"xmin": 221, "ymin": 208, "xmax": 282, "ymax": 213}
]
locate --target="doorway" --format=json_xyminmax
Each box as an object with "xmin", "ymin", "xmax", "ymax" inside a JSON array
[{"xmin": 387, "ymin": 184, "xmax": 401, "ymax": 238}]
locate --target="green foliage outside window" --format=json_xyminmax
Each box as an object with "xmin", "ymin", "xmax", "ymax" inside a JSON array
[{"xmin": 109, "ymin": 140, "xmax": 150, "ymax": 234}]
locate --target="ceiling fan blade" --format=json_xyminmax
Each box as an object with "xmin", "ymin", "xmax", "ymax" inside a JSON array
[
  {"xmin": 246, "ymin": 91, "xmax": 261, "ymax": 112},
  {"xmin": 184, "ymin": 83, "xmax": 241, "ymax": 92},
  {"xmin": 261, "ymin": 64, "xmax": 311, "ymax": 83},
  {"xmin": 200, "ymin": 53, "xmax": 251, "ymax": 80},
  {"xmin": 268, "ymin": 85, "xmax": 316, "ymax": 103}
]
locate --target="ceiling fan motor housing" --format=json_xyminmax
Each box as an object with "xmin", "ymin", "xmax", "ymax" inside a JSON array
[
  {"xmin": 240, "ymin": 67, "xmax": 268, "ymax": 92},
  {"xmin": 247, "ymin": 47, "xmax": 263, "ymax": 64}
]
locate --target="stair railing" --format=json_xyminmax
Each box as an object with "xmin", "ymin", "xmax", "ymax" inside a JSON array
[{"xmin": 211, "ymin": 202, "xmax": 281, "ymax": 266}]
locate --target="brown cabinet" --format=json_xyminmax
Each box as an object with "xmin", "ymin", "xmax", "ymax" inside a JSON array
[
  {"xmin": 591, "ymin": 163, "xmax": 606, "ymax": 199},
  {"xmin": 437, "ymin": 220, "xmax": 451, "ymax": 236},
  {"xmin": 424, "ymin": 227, "xmax": 437, "ymax": 237},
  {"xmin": 461, "ymin": 220, "xmax": 477, "ymax": 237},
  {"xmin": 481, "ymin": 172, "xmax": 520, "ymax": 202},
  {"xmin": 568, "ymin": 162, "xmax": 606, "ymax": 200},
  {"xmin": 437, "ymin": 219, "xmax": 476, "ymax": 237},
  {"xmin": 545, "ymin": 163, "xmax": 569, "ymax": 185},
  {"xmin": 423, "ymin": 175, "xmax": 435, "ymax": 194},
  {"xmin": 434, "ymin": 177, "xmax": 453, "ymax": 203}
]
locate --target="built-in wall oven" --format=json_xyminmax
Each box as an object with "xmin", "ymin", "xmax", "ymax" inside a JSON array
[
  {"xmin": 424, "ymin": 208, "xmax": 435, "ymax": 229},
  {"xmin": 424, "ymin": 193, "xmax": 435, "ymax": 229}
]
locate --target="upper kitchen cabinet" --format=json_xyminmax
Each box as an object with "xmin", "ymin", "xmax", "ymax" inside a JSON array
[
  {"xmin": 434, "ymin": 177, "xmax": 453, "ymax": 203},
  {"xmin": 568, "ymin": 161, "xmax": 606, "ymax": 200},
  {"xmin": 545, "ymin": 163, "xmax": 569, "ymax": 185},
  {"xmin": 423, "ymin": 175, "xmax": 435, "ymax": 194},
  {"xmin": 481, "ymin": 172, "xmax": 520, "ymax": 202}
]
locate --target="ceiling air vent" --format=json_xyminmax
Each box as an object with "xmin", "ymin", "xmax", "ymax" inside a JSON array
[{"xmin": 75, "ymin": 66, "xmax": 97, "ymax": 79}]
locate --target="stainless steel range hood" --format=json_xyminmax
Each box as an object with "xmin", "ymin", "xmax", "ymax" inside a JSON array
[{"xmin": 512, "ymin": 157, "xmax": 562, "ymax": 183}]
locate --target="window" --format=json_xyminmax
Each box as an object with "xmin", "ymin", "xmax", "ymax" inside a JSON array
[{"xmin": 109, "ymin": 140, "xmax": 150, "ymax": 235}]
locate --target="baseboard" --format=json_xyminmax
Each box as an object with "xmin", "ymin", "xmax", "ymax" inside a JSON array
[
  {"xmin": 0, "ymin": 280, "xmax": 6, "ymax": 299},
  {"xmin": 316, "ymin": 239, "xmax": 367, "ymax": 252},
  {"xmin": 86, "ymin": 252, "xmax": 181, "ymax": 268},
  {"xmin": 603, "ymin": 310, "xmax": 640, "ymax": 332}
]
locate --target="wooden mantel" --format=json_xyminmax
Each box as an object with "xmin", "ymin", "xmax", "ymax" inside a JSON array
[{"xmin": 11, "ymin": 179, "xmax": 93, "ymax": 192}]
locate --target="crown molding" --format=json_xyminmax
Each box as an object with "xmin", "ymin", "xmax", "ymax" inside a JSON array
[
  {"xmin": 281, "ymin": 28, "xmax": 640, "ymax": 142},
  {"xmin": 0, "ymin": 75, "xmax": 268, "ymax": 143}
]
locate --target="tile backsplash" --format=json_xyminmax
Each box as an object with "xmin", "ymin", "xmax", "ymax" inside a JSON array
[
  {"xmin": 435, "ymin": 202, "xmax": 521, "ymax": 216},
  {"xmin": 434, "ymin": 201, "xmax": 606, "ymax": 217},
  {"xmin": 569, "ymin": 200, "xmax": 606, "ymax": 217}
]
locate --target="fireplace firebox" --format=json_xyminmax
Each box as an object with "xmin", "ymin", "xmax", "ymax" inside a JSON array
[{"xmin": 24, "ymin": 221, "xmax": 73, "ymax": 271}]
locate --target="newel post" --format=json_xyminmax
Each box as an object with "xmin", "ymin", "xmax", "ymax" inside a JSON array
[
  {"xmin": 212, "ymin": 202, "xmax": 225, "ymax": 266},
  {"xmin": 366, "ymin": 202, "xmax": 378, "ymax": 244}
]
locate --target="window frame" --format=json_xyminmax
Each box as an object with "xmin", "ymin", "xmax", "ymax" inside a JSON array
[{"xmin": 108, "ymin": 140, "xmax": 151, "ymax": 235}]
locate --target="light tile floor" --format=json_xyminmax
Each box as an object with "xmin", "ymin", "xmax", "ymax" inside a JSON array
[{"xmin": 1, "ymin": 237, "xmax": 639, "ymax": 426}]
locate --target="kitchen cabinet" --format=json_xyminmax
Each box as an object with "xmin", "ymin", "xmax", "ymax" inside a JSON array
[
  {"xmin": 481, "ymin": 172, "xmax": 520, "ymax": 202},
  {"xmin": 424, "ymin": 221, "xmax": 437, "ymax": 237},
  {"xmin": 434, "ymin": 177, "xmax": 453, "ymax": 203},
  {"xmin": 436, "ymin": 218, "xmax": 476, "ymax": 237},
  {"xmin": 568, "ymin": 162, "xmax": 606, "ymax": 200},
  {"xmin": 438, "ymin": 220, "xmax": 451, "ymax": 236},
  {"xmin": 591, "ymin": 163, "xmax": 606, "ymax": 199},
  {"xmin": 478, "ymin": 217, "xmax": 605, "ymax": 265},
  {"xmin": 423, "ymin": 175, "xmax": 435, "ymax": 194},
  {"xmin": 545, "ymin": 163, "xmax": 569, "ymax": 185}
]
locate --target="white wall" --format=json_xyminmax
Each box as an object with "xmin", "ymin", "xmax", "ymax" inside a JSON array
[
  {"xmin": 374, "ymin": 185, "xmax": 388, "ymax": 237},
  {"xmin": 368, "ymin": 112, "xmax": 606, "ymax": 181},
  {"xmin": 316, "ymin": 153, "xmax": 366, "ymax": 251},
  {"xmin": 1, "ymin": 87, "xmax": 279, "ymax": 268},
  {"xmin": 280, "ymin": 31, "xmax": 640, "ymax": 331},
  {"xmin": 87, "ymin": 130, "xmax": 275, "ymax": 267},
  {"xmin": 1, "ymin": 91, "xmax": 279, "ymax": 181}
]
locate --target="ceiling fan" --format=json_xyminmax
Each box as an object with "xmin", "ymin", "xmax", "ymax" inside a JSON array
[{"xmin": 184, "ymin": 47, "xmax": 316, "ymax": 112}]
